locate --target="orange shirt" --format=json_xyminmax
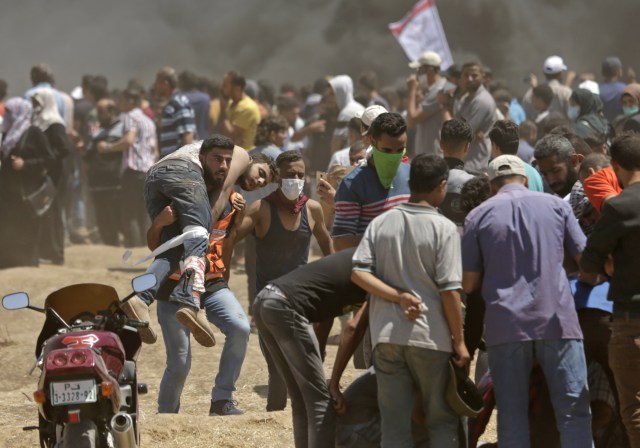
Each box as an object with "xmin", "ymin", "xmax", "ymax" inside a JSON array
[{"xmin": 583, "ymin": 166, "xmax": 622, "ymax": 212}]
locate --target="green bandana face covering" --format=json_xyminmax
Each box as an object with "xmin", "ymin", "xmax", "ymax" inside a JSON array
[{"xmin": 372, "ymin": 145, "xmax": 406, "ymax": 189}]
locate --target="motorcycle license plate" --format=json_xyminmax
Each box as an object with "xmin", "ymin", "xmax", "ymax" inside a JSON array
[{"xmin": 50, "ymin": 379, "xmax": 97, "ymax": 406}]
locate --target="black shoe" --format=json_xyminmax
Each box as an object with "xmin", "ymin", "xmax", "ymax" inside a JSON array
[{"xmin": 209, "ymin": 400, "xmax": 244, "ymax": 416}]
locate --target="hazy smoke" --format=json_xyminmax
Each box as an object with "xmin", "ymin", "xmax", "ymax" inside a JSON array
[{"xmin": 1, "ymin": 0, "xmax": 638, "ymax": 98}]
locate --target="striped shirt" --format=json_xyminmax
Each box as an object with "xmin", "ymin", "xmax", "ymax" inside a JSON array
[
  {"xmin": 332, "ymin": 163, "xmax": 410, "ymax": 237},
  {"xmin": 159, "ymin": 93, "xmax": 196, "ymax": 157},
  {"xmin": 121, "ymin": 108, "xmax": 157, "ymax": 173}
]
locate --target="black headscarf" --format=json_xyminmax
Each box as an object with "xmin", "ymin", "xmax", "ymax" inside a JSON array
[{"xmin": 570, "ymin": 88, "xmax": 610, "ymax": 140}]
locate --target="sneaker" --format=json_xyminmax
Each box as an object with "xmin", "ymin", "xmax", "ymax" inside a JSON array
[
  {"xmin": 121, "ymin": 297, "xmax": 157, "ymax": 344},
  {"xmin": 175, "ymin": 306, "xmax": 216, "ymax": 347},
  {"xmin": 209, "ymin": 400, "xmax": 244, "ymax": 416}
]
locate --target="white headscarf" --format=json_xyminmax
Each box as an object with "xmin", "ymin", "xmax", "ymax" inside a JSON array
[
  {"xmin": 1, "ymin": 97, "xmax": 33, "ymax": 157},
  {"xmin": 31, "ymin": 88, "xmax": 64, "ymax": 132}
]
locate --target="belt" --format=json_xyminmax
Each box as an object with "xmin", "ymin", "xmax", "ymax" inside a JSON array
[{"xmin": 264, "ymin": 284, "xmax": 287, "ymax": 300}]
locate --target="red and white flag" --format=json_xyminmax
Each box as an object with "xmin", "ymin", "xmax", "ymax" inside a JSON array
[{"xmin": 389, "ymin": 0, "xmax": 453, "ymax": 70}]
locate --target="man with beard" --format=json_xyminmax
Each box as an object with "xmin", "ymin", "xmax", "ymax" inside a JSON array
[
  {"xmin": 534, "ymin": 134, "xmax": 582, "ymax": 199},
  {"xmin": 122, "ymin": 136, "xmax": 266, "ymax": 348}
]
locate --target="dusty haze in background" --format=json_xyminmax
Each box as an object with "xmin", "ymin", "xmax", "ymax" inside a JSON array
[{"xmin": 1, "ymin": 0, "xmax": 638, "ymax": 98}]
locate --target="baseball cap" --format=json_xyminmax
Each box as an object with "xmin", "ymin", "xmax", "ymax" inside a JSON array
[
  {"xmin": 543, "ymin": 55, "xmax": 567, "ymax": 75},
  {"xmin": 579, "ymin": 80, "xmax": 600, "ymax": 96},
  {"xmin": 487, "ymin": 155, "xmax": 527, "ymax": 181},
  {"xmin": 356, "ymin": 105, "xmax": 388, "ymax": 135},
  {"xmin": 446, "ymin": 360, "xmax": 484, "ymax": 418},
  {"xmin": 408, "ymin": 51, "xmax": 442, "ymax": 69}
]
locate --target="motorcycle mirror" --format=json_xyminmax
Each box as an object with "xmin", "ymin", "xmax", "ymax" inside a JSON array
[
  {"xmin": 2, "ymin": 292, "xmax": 30, "ymax": 310},
  {"xmin": 132, "ymin": 274, "xmax": 157, "ymax": 293}
]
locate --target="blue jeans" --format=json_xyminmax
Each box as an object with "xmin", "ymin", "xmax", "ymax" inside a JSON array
[
  {"xmin": 373, "ymin": 343, "xmax": 458, "ymax": 448},
  {"xmin": 487, "ymin": 339, "xmax": 593, "ymax": 448},
  {"xmin": 139, "ymin": 159, "xmax": 212, "ymax": 308},
  {"xmin": 156, "ymin": 287, "xmax": 250, "ymax": 413},
  {"xmin": 253, "ymin": 290, "xmax": 335, "ymax": 448}
]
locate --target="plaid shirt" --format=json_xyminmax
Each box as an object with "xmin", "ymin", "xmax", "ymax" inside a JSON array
[
  {"xmin": 121, "ymin": 108, "xmax": 157, "ymax": 173},
  {"xmin": 159, "ymin": 93, "xmax": 196, "ymax": 157}
]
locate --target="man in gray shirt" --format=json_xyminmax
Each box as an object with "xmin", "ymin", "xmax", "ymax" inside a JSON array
[
  {"xmin": 407, "ymin": 51, "xmax": 449, "ymax": 157},
  {"xmin": 352, "ymin": 154, "xmax": 469, "ymax": 448},
  {"xmin": 456, "ymin": 62, "xmax": 496, "ymax": 174}
]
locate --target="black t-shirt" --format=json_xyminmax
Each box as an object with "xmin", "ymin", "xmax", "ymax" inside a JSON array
[{"xmin": 270, "ymin": 248, "xmax": 367, "ymax": 323}]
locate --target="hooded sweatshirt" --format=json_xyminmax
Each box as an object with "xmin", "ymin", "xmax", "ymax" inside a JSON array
[{"xmin": 329, "ymin": 75, "xmax": 365, "ymax": 124}]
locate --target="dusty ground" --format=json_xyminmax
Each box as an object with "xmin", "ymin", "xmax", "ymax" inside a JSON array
[{"xmin": 0, "ymin": 245, "xmax": 496, "ymax": 447}]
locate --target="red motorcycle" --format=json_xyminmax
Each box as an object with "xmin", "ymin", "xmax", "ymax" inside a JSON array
[{"xmin": 2, "ymin": 274, "xmax": 156, "ymax": 448}]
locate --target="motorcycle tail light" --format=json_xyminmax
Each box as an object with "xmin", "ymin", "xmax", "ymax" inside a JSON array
[
  {"xmin": 70, "ymin": 352, "xmax": 87, "ymax": 365},
  {"xmin": 33, "ymin": 390, "xmax": 46, "ymax": 404},
  {"xmin": 101, "ymin": 381, "xmax": 113, "ymax": 397},
  {"xmin": 52, "ymin": 353, "xmax": 68, "ymax": 367}
]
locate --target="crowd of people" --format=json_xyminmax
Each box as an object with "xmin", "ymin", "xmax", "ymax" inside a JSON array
[{"xmin": 1, "ymin": 52, "xmax": 640, "ymax": 447}]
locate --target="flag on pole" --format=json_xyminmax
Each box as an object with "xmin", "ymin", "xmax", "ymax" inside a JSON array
[{"xmin": 389, "ymin": 0, "xmax": 453, "ymax": 70}]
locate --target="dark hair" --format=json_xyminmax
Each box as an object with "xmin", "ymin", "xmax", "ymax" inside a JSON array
[
  {"xmin": 254, "ymin": 116, "xmax": 289, "ymax": 146},
  {"xmin": 491, "ymin": 89, "xmax": 512, "ymax": 104},
  {"xmin": 126, "ymin": 78, "xmax": 147, "ymax": 95},
  {"xmin": 200, "ymin": 134, "xmax": 235, "ymax": 154},
  {"xmin": 409, "ymin": 155, "xmax": 449, "ymax": 194},
  {"xmin": 349, "ymin": 140, "xmax": 367, "ymax": 155},
  {"xmin": 258, "ymin": 80, "xmax": 275, "ymax": 105},
  {"xmin": 276, "ymin": 95, "xmax": 299, "ymax": 112},
  {"xmin": 461, "ymin": 62, "xmax": 483, "ymax": 73},
  {"xmin": 441, "ymin": 118, "xmax": 473, "ymax": 151},
  {"xmin": 489, "ymin": 120, "xmax": 520, "ymax": 155},
  {"xmin": 0, "ymin": 79, "xmax": 7, "ymax": 101},
  {"xmin": 178, "ymin": 70, "xmax": 199, "ymax": 91},
  {"xmin": 275, "ymin": 149, "xmax": 304, "ymax": 170},
  {"xmin": 610, "ymin": 133, "xmax": 640, "ymax": 171},
  {"xmin": 251, "ymin": 152, "xmax": 278, "ymax": 181},
  {"xmin": 460, "ymin": 176, "xmax": 490, "ymax": 214},
  {"xmin": 89, "ymin": 76, "xmax": 109, "ymax": 101},
  {"xmin": 226, "ymin": 71, "xmax": 246, "ymax": 90},
  {"xmin": 565, "ymin": 133, "xmax": 592, "ymax": 157},
  {"xmin": 348, "ymin": 117, "xmax": 363, "ymax": 134},
  {"xmin": 579, "ymin": 153, "xmax": 610, "ymax": 177},
  {"xmin": 542, "ymin": 114, "xmax": 570, "ymax": 136},
  {"xmin": 534, "ymin": 134, "xmax": 575, "ymax": 161},
  {"xmin": 532, "ymin": 84, "xmax": 554, "ymax": 106},
  {"xmin": 157, "ymin": 67, "xmax": 178, "ymax": 89},
  {"xmin": 358, "ymin": 71, "xmax": 378, "ymax": 92},
  {"xmin": 30, "ymin": 63, "xmax": 53, "ymax": 85},
  {"xmin": 369, "ymin": 112, "xmax": 407, "ymax": 140},
  {"xmin": 280, "ymin": 83, "xmax": 297, "ymax": 95},
  {"xmin": 121, "ymin": 88, "xmax": 143, "ymax": 107},
  {"xmin": 81, "ymin": 75, "xmax": 94, "ymax": 90},
  {"xmin": 313, "ymin": 78, "xmax": 330, "ymax": 95},
  {"xmin": 519, "ymin": 120, "xmax": 537, "ymax": 139}
]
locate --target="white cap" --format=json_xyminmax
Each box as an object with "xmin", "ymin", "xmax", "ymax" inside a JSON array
[
  {"xmin": 487, "ymin": 155, "xmax": 527, "ymax": 181},
  {"xmin": 355, "ymin": 105, "xmax": 388, "ymax": 135},
  {"xmin": 543, "ymin": 55, "xmax": 567, "ymax": 75},
  {"xmin": 579, "ymin": 80, "xmax": 600, "ymax": 95},
  {"xmin": 409, "ymin": 51, "xmax": 442, "ymax": 69}
]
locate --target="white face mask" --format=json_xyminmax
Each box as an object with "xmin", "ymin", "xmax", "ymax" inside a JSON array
[
  {"xmin": 281, "ymin": 178, "xmax": 305, "ymax": 201},
  {"xmin": 418, "ymin": 74, "xmax": 428, "ymax": 87}
]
